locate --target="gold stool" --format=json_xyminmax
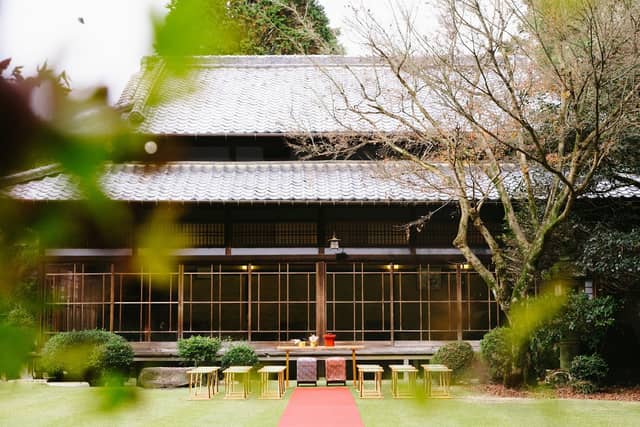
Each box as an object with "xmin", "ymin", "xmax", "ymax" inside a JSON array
[
  {"xmin": 357, "ymin": 364, "xmax": 384, "ymax": 399},
  {"xmin": 258, "ymin": 366, "xmax": 287, "ymax": 399},
  {"xmin": 422, "ymin": 364, "xmax": 452, "ymax": 398},
  {"xmin": 389, "ymin": 364, "xmax": 418, "ymax": 399},
  {"xmin": 186, "ymin": 366, "xmax": 220, "ymax": 400},
  {"xmin": 223, "ymin": 366, "xmax": 252, "ymax": 399}
]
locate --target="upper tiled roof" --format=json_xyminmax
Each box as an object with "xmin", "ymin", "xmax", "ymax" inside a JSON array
[
  {"xmin": 4, "ymin": 161, "xmax": 639, "ymax": 203},
  {"xmin": 115, "ymin": 56, "xmax": 438, "ymax": 135}
]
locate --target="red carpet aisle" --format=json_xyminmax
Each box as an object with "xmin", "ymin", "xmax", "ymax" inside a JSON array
[{"xmin": 278, "ymin": 387, "xmax": 364, "ymax": 427}]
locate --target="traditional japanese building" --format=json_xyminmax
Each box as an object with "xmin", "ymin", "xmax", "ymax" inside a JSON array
[{"xmin": 5, "ymin": 56, "xmax": 638, "ymax": 357}]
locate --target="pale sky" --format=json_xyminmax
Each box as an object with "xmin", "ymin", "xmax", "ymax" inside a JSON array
[{"xmin": 0, "ymin": 0, "xmax": 430, "ymax": 103}]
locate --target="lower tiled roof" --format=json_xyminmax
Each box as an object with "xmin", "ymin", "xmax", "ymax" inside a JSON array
[{"xmin": 4, "ymin": 161, "xmax": 639, "ymax": 203}]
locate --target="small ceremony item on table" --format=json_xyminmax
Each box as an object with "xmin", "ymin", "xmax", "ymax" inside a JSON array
[{"xmin": 309, "ymin": 335, "xmax": 319, "ymax": 347}]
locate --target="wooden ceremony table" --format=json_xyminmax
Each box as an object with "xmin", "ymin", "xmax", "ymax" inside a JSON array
[
  {"xmin": 257, "ymin": 365, "xmax": 287, "ymax": 399},
  {"xmin": 421, "ymin": 364, "xmax": 453, "ymax": 398},
  {"xmin": 186, "ymin": 366, "xmax": 220, "ymax": 400},
  {"xmin": 357, "ymin": 364, "xmax": 384, "ymax": 399},
  {"xmin": 223, "ymin": 366, "xmax": 252, "ymax": 400},
  {"xmin": 389, "ymin": 364, "xmax": 419, "ymax": 399},
  {"xmin": 275, "ymin": 344, "xmax": 365, "ymax": 388}
]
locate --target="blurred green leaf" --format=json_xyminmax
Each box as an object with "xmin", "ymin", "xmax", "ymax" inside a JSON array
[
  {"xmin": 135, "ymin": 208, "xmax": 184, "ymax": 276},
  {"xmin": 0, "ymin": 324, "xmax": 35, "ymax": 379},
  {"xmin": 96, "ymin": 382, "xmax": 140, "ymax": 413}
]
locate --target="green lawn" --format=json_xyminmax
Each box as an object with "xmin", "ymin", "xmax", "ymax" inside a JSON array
[{"xmin": 1, "ymin": 382, "xmax": 638, "ymax": 427}]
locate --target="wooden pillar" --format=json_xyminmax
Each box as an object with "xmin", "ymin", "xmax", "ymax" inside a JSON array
[
  {"xmin": 224, "ymin": 207, "xmax": 232, "ymax": 255},
  {"xmin": 109, "ymin": 263, "xmax": 115, "ymax": 332},
  {"xmin": 456, "ymin": 265, "xmax": 463, "ymax": 341},
  {"xmin": 247, "ymin": 263, "xmax": 252, "ymax": 342},
  {"xmin": 389, "ymin": 267, "xmax": 395, "ymax": 343},
  {"xmin": 146, "ymin": 270, "xmax": 152, "ymax": 342},
  {"xmin": 37, "ymin": 246, "xmax": 46, "ymax": 343},
  {"xmin": 315, "ymin": 261, "xmax": 326, "ymax": 338},
  {"xmin": 178, "ymin": 264, "xmax": 184, "ymax": 339}
]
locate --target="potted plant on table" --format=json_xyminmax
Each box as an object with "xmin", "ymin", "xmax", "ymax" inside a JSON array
[{"xmin": 323, "ymin": 333, "xmax": 336, "ymax": 347}]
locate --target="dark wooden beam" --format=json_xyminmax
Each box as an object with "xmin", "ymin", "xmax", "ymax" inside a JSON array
[
  {"xmin": 109, "ymin": 263, "xmax": 115, "ymax": 332},
  {"xmin": 177, "ymin": 264, "xmax": 184, "ymax": 339},
  {"xmin": 315, "ymin": 261, "xmax": 326, "ymax": 340}
]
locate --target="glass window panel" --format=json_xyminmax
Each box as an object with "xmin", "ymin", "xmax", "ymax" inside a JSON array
[
  {"xmin": 83, "ymin": 263, "xmax": 110, "ymax": 273},
  {"xmin": 420, "ymin": 301, "xmax": 429, "ymax": 327},
  {"xmin": 151, "ymin": 332, "xmax": 177, "ymax": 341},
  {"xmin": 308, "ymin": 303, "xmax": 316, "ymax": 330},
  {"xmin": 121, "ymin": 276, "xmax": 142, "ymax": 302},
  {"xmin": 83, "ymin": 275, "xmax": 106, "ymax": 303},
  {"xmin": 150, "ymin": 276, "xmax": 172, "ymax": 301},
  {"xmin": 362, "ymin": 274, "xmax": 383, "ymax": 301},
  {"xmin": 258, "ymin": 275, "xmax": 279, "ymax": 302},
  {"xmin": 400, "ymin": 302, "xmax": 421, "ymax": 331},
  {"xmin": 395, "ymin": 332, "xmax": 420, "ymax": 340},
  {"xmin": 333, "ymin": 274, "xmax": 353, "ymax": 301},
  {"xmin": 252, "ymin": 332, "xmax": 279, "ymax": 341},
  {"xmin": 326, "ymin": 303, "xmax": 334, "ymax": 330},
  {"xmin": 120, "ymin": 304, "xmax": 142, "ymax": 331},
  {"xmin": 469, "ymin": 302, "xmax": 490, "ymax": 330},
  {"xmin": 220, "ymin": 303, "xmax": 245, "ymax": 331},
  {"xmin": 355, "ymin": 303, "xmax": 363, "ymax": 330},
  {"xmin": 334, "ymin": 303, "xmax": 354, "ymax": 330},
  {"xmin": 190, "ymin": 303, "xmax": 212, "ymax": 331},
  {"xmin": 363, "ymin": 302, "xmax": 383, "ymax": 330},
  {"xmin": 288, "ymin": 303, "xmax": 309, "ymax": 331},
  {"xmin": 289, "ymin": 264, "xmax": 315, "ymax": 273},
  {"xmin": 429, "ymin": 302, "xmax": 452, "ymax": 331},
  {"xmin": 335, "ymin": 331, "xmax": 355, "ymax": 341},
  {"xmin": 364, "ymin": 331, "xmax": 391, "ymax": 340},
  {"xmin": 190, "ymin": 275, "xmax": 212, "ymax": 301},
  {"xmin": 383, "ymin": 274, "xmax": 391, "ymax": 301},
  {"xmin": 419, "ymin": 272, "xmax": 429, "ymax": 299},
  {"xmin": 258, "ymin": 303, "xmax": 278, "ymax": 330},
  {"xmin": 221, "ymin": 275, "xmax": 243, "ymax": 301},
  {"xmin": 118, "ymin": 333, "xmax": 142, "ymax": 341},
  {"xmin": 79, "ymin": 304, "xmax": 106, "ymax": 330},
  {"xmin": 327, "ymin": 263, "xmax": 356, "ymax": 273},
  {"xmin": 288, "ymin": 274, "xmax": 310, "ymax": 302},
  {"xmin": 430, "ymin": 331, "xmax": 457, "ymax": 340},
  {"xmin": 462, "ymin": 331, "xmax": 485, "ymax": 340},
  {"xmin": 150, "ymin": 304, "xmax": 171, "ymax": 331},
  {"xmin": 429, "ymin": 274, "xmax": 450, "ymax": 301},
  {"xmin": 212, "ymin": 302, "xmax": 220, "ymax": 331},
  {"xmin": 468, "ymin": 274, "xmax": 489, "ymax": 300},
  {"xmin": 150, "ymin": 280, "xmax": 172, "ymax": 302},
  {"xmin": 461, "ymin": 302, "xmax": 469, "ymax": 329},
  {"xmin": 399, "ymin": 274, "xmax": 420, "ymax": 301}
]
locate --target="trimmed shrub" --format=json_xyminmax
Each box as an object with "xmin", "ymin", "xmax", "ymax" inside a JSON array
[
  {"xmin": 570, "ymin": 354, "xmax": 608, "ymax": 386},
  {"xmin": 177, "ymin": 336, "xmax": 221, "ymax": 366},
  {"xmin": 6, "ymin": 305, "xmax": 36, "ymax": 329},
  {"xmin": 542, "ymin": 293, "xmax": 617, "ymax": 353},
  {"xmin": 480, "ymin": 327, "xmax": 520, "ymax": 384},
  {"xmin": 432, "ymin": 341, "xmax": 474, "ymax": 381},
  {"xmin": 41, "ymin": 330, "xmax": 133, "ymax": 384},
  {"xmin": 526, "ymin": 292, "xmax": 617, "ymax": 380},
  {"xmin": 571, "ymin": 379, "xmax": 597, "ymax": 394},
  {"xmin": 1, "ymin": 305, "xmax": 37, "ymax": 379},
  {"xmin": 94, "ymin": 338, "xmax": 135, "ymax": 384},
  {"xmin": 220, "ymin": 342, "xmax": 258, "ymax": 370}
]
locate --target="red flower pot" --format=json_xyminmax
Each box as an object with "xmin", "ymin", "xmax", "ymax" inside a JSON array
[{"xmin": 323, "ymin": 333, "xmax": 336, "ymax": 347}]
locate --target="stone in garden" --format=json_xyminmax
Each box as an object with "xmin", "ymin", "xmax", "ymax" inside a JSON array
[{"xmin": 137, "ymin": 367, "xmax": 190, "ymax": 388}]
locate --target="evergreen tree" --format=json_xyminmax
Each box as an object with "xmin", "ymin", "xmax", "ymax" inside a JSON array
[{"xmin": 156, "ymin": 0, "xmax": 342, "ymax": 55}]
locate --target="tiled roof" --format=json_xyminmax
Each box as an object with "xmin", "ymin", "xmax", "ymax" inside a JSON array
[
  {"xmin": 115, "ymin": 56, "xmax": 439, "ymax": 135},
  {"xmin": 5, "ymin": 161, "xmax": 640, "ymax": 203}
]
